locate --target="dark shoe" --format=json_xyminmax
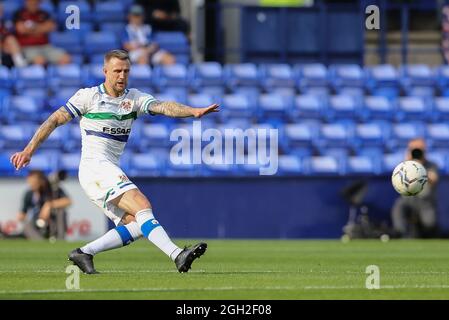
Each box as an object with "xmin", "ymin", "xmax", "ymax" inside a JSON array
[
  {"xmin": 68, "ymin": 248, "xmax": 99, "ymax": 274},
  {"xmin": 174, "ymin": 242, "xmax": 207, "ymax": 273}
]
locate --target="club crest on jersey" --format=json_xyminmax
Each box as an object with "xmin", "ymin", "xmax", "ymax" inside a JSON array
[
  {"xmin": 120, "ymin": 99, "xmax": 133, "ymax": 112},
  {"xmin": 119, "ymin": 174, "xmax": 129, "ymax": 183}
]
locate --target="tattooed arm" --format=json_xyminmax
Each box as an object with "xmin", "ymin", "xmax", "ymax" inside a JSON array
[
  {"xmin": 10, "ymin": 107, "xmax": 73, "ymax": 170},
  {"xmin": 148, "ymin": 101, "xmax": 220, "ymax": 118}
]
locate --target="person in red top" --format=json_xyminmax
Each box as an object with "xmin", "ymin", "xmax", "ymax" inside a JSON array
[
  {"xmin": 13, "ymin": 0, "xmax": 70, "ymax": 65},
  {"xmin": 1, "ymin": 2, "xmax": 27, "ymax": 67}
]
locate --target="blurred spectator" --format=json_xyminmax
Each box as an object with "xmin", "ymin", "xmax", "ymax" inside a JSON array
[
  {"xmin": 13, "ymin": 0, "xmax": 70, "ymax": 65},
  {"xmin": 391, "ymin": 138, "xmax": 439, "ymax": 238},
  {"xmin": 1, "ymin": 2, "xmax": 27, "ymax": 67},
  {"xmin": 137, "ymin": 0, "xmax": 190, "ymax": 35},
  {"xmin": 123, "ymin": 4, "xmax": 175, "ymax": 66},
  {"xmin": 17, "ymin": 170, "xmax": 71, "ymax": 240},
  {"xmin": 442, "ymin": 5, "xmax": 449, "ymax": 63}
]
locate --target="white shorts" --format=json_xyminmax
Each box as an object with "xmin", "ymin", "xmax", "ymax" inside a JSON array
[{"xmin": 78, "ymin": 159, "xmax": 137, "ymax": 226}]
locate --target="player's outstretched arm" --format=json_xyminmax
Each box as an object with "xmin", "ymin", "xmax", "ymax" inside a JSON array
[
  {"xmin": 10, "ymin": 107, "xmax": 72, "ymax": 170},
  {"xmin": 148, "ymin": 101, "xmax": 220, "ymax": 118}
]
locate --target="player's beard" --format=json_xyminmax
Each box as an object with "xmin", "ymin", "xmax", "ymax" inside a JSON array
[{"xmin": 114, "ymin": 81, "xmax": 127, "ymax": 95}]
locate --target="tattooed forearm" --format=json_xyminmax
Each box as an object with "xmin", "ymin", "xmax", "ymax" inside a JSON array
[
  {"xmin": 24, "ymin": 107, "xmax": 72, "ymax": 155},
  {"xmin": 148, "ymin": 101, "xmax": 197, "ymax": 118}
]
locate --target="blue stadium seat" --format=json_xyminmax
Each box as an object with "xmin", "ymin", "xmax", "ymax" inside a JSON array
[
  {"xmin": 400, "ymin": 64, "xmax": 435, "ymax": 87},
  {"xmin": 405, "ymin": 86, "xmax": 435, "ymax": 98},
  {"xmin": 278, "ymin": 154, "xmax": 302, "ymax": 175},
  {"xmin": 48, "ymin": 64, "xmax": 83, "ymax": 89},
  {"xmin": 318, "ymin": 123, "xmax": 352, "ymax": 149},
  {"xmin": 434, "ymin": 97, "xmax": 449, "ymax": 120},
  {"xmin": 83, "ymin": 32, "xmax": 118, "ymax": 55},
  {"xmin": 57, "ymin": 1, "xmax": 93, "ymax": 24},
  {"xmin": 0, "ymin": 66, "xmax": 13, "ymax": 89},
  {"xmin": 284, "ymin": 123, "xmax": 317, "ymax": 149},
  {"xmin": 59, "ymin": 152, "xmax": 81, "ymax": 176},
  {"xmin": 366, "ymin": 64, "xmax": 399, "ymax": 88},
  {"xmin": 0, "ymin": 89, "xmax": 11, "ymax": 121},
  {"xmin": 337, "ymin": 87, "xmax": 365, "ymax": 98},
  {"xmin": 8, "ymin": 96, "xmax": 42, "ymax": 122},
  {"xmin": 426, "ymin": 152, "xmax": 447, "ymax": 174},
  {"xmin": 139, "ymin": 123, "xmax": 171, "ymax": 150},
  {"xmin": 0, "ymin": 125, "xmax": 32, "ymax": 149},
  {"xmin": 304, "ymin": 156, "xmax": 341, "ymax": 175},
  {"xmin": 260, "ymin": 64, "xmax": 295, "ymax": 89},
  {"xmin": 49, "ymin": 32, "xmax": 83, "ymax": 55},
  {"xmin": 40, "ymin": 0, "xmax": 56, "ymax": 17},
  {"xmin": 128, "ymin": 64, "xmax": 152, "ymax": 88},
  {"xmin": 361, "ymin": 96, "xmax": 394, "ymax": 120},
  {"xmin": 190, "ymin": 62, "xmax": 224, "ymax": 88},
  {"xmin": 21, "ymin": 88, "xmax": 47, "ymax": 110},
  {"xmin": 224, "ymin": 63, "xmax": 259, "ymax": 89},
  {"xmin": 26, "ymin": 152, "xmax": 58, "ymax": 174},
  {"xmin": 153, "ymin": 64, "xmax": 189, "ymax": 89},
  {"xmin": 327, "ymin": 94, "xmax": 359, "ymax": 120},
  {"xmin": 35, "ymin": 125, "xmax": 67, "ymax": 150},
  {"xmin": 258, "ymin": 93, "xmax": 292, "ymax": 120},
  {"xmin": 382, "ymin": 152, "xmax": 404, "ymax": 173},
  {"xmin": 354, "ymin": 122, "xmax": 388, "ymax": 149},
  {"xmin": 290, "ymin": 94, "xmax": 325, "ymax": 120},
  {"xmin": 48, "ymin": 87, "xmax": 78, "ymax": 110},
  {"xmin": 329, "ymin": 64, "xmax": 365, "ymax": 88},
  {"xmin": 295, "ymin": 63, "xmax": 328, "ymax": 89},
  {"xmin": 93, "ymin": 1, "xmax": 126, "ymax": 23},
  {"xmin": 427, "ymin": 123, "xmax": 449, "ymax": 148},
  {"xmin": 1, "ymin": 1, "xmax": 21, "ymax": 20},
  {"xmin": 127, "ymin": 153, "xmax": 163, "ymax": 177},
  {"xmin": 84, "ymin": 64, "xmax": 104, "ymax": 86},
  {"xmin": 14, "ymin": 65, "xmax": 47, "ymax": 90},
  {"xmin": 436, "ymin": 65, "xmax": 449, "ymax": 92},
  {"xmin": 346, "ymin": 156, "xmax": 379, "ymax": 175},
  {"xmin": 153, "ymin": 32, "xmax": 190, "ymax": 56},
  {"xmin": 63, "ymin": 124, "xmax": 82, "ymax": 152},
  {"xmin": 101, "ymin": 22, "xmax": 126, "ymax": 34},
  {"xmin": 0, "ymin": 153, "xmax": 15, "ymax": 176},
  {"xmin": 220, "ymin": 93, "xmax": 255, "ymax": 120},
  {"xmin": 389, "ymin": 122, "xmax": 425, "ymax": 150},
  {"xmin": 397, "ymin": 97, "xmax": 429, "ymax": 121},
  {"xmin": 187, "ymin": 93, "xmax": 215, "ymax": 108}
]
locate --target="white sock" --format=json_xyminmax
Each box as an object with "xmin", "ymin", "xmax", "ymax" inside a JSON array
[
  {"xmin": 12, "ymin": 53, "xmax": 27, "ymax": 67},
  {"xmin": 80, "ymin": 221, "xmax": 142, "ymax": 256},
  {"xmin": 135, "ymin": 208, "xmax": 182, "ymax": 261}
]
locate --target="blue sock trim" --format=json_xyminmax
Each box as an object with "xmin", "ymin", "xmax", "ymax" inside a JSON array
[
  {"xmin": 115, "ymin": 225, "xmax": 134, "ymax": 246},
  {"xmin": 141, "ymin": 219, "xmax": 161, "ymax": 237}
]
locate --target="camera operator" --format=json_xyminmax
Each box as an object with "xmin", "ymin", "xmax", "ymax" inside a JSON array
[
  {"xmin": 17, "ymin": 170, "xmax": 71, "ymax": 240},
  {"xmin": 391, "ymin": 138, "xmax": 439, "ymax": 238}
]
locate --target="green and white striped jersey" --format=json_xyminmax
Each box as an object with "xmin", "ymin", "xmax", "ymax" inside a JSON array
[{"xmin": 64, "ymin": 83, "xmax": 158, "ymax": 164}]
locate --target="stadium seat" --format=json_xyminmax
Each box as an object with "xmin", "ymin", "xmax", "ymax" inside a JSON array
[
  {"xmin": 220, "ymin": 93, "xmax": 255, "ymax": 120},
  {"xmin": 8, "ymin": 96, "xmax": 43, "ymax": 122},
  {"xmin": 397, "ymin": 97, "xmax": 429, "ymax": 121},
  {"xmin": 84, "ymin": 64, "xmax": 104, "ymax": 87},
  {"xmin": 59, "ymin": 152, "xmax": 81, "ymax": 176},
  {"xmin": 295, "ymin": 63, "xmax": 328, "ymax": 89},
  {"xmin": 426, "ymin": 152, "xmax": 447, "ymax": 174},
  {"xmin": 153, "ymin": 64, "xmax": 189, "ymax": 89},
  {"xmin": 14, "ymin": 65, "xmax": 47, "ymax": 90},
  {"xmin": 366, "ymin": 64, "xmax": 399, "ymax": 88},
  {"xmin": 63, "ymin": 124, "xmax": 82, "ymax": 152},
  {"xmin": 389, "ymin": 122, "xmax": 426, "ymax": 150},
  {"xmin": 128, "ymin": 65, "xmax": 152, "ymax": 88},
  {"xmin": 382, "ymin": 152, "xmax": 404, "ymax": 173},
  {"xmin": 153, "ymin": 32, "xmax": 190, "ymax": 56},
  {"xmin": 436, "ymin": 65, "xmax": 449, "ymax": 91},
  {"xmin": 48, "ymin": 64, "xmax": 83, "ymax": 89},
  {"xmin": 304, "ymin": 156, "xmax": 341, "ymax": 175},
  {"xmin": 346, "ymin": 156, "xmax": 379, "ymax": 175},
  {"xmin": 354, "ymin": 122, "xmax": 388, "ymax": 149},
  {"xmin": 26, "ymin": 152, "xmax": 58, "ymax": 173},
  {"xmin": 127, "ymin": 153, "xmax": 163, "ymax": 177},
  {"xmin": 329, "ymin": 64, "xmax": 365, "ymax": 88},
  {"xmin": 290, "ymin": 94, "xmax": 325, "ymax": 120},
  {"xmin": 259, "ymin": 64, "xmax": 295, "ymax": 89},
  {"xmin": 83, "ymin": 32, "xmax": 118, "ymax": 55},
  {"xmin": 224, "ymin": 63, "xmax": 259, "ymax": 89},
  {"xmin": 277, "ymin": 154, "xmax": 302, "ymax": 175},
  {"xmin": 101, "ymin": 22, "xmax": 126, "ymax": 34},
  {"xmin": 0, "ymin": 125, "xmax": 32, "ymax": 149},
  {"xmin": 190, "ymin": 62, "xmax": 224, "ymax": 88},
  {"xmin": 400, "ymin": 64, "xmax": 435, "ymax": 87},
  {"xmin": 1, "ymin": 1, "xmax": 21, "ymax": 20},
  {"xmin": 361, "ymin": 96, "xmax": 394, "ymax": 121},
  {"xmin": 405, "ymin": 86, "xmax": 435, "ymax": 98},
  {"xmin": 427, "ymin": 123, "xmax": 449, "ymax": 148},
  {"xmin": 93, "ymin": 1, "xmax": 126, "ymax": 23},
  {"xmin": 0, "ymin": 153, "xmax": 15, "ymax": 176},
  {"xmin": 48, "ymin": 87, "xmax": 79, "ymax": 110},
  {"xmin": 138, "ymin": 123, "xmax": 171, "ymax": 150},
  {"xmin": 0, "ymin": 66, "xmax": 13, "ymax": 89},
  {"xmin": 284, "ymin": 123, "xmax": 318, "ymax": 149},
  {"xmin": 258, "ymin": 93, "xmax": 292, "ymax": 120},
  {"xmin": 327, "ymin": 94, "xmax": 359, "ymax": 120},
  {"xmin": 318, "ymin": 123, "xmax": 352, "ymax": 149},
  {"xmin": 434, "ymin": 97, "xmax": 449, "ymax": 121},
  {"xmin": 49, "ymin": 32, "xmax": 83, "ymax": 55}
]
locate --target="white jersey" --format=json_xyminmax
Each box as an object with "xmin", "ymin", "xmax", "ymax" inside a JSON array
[{"xmin": 64, "ymin": 83, "xmax": 158, "ymax": 164}]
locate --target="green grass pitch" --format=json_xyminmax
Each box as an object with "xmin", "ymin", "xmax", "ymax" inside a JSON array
[{"xmin": 1, "ymin": 239, "xmax": 449, "ymax": 299}]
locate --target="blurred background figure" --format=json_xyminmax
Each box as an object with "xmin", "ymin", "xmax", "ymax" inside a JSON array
[
  {"xmin": 0, "ymin": 2, "xmax": 27, "ymax": 68},
  {"xmin": 123, "ymin": 4, "xmax": 176, "ymax": 65},
  {"xmin": 137, "ymin": 0, "xmax": 190, "ymax": 35},
  {"xmin": 391, "ymin": 139, "xmax": 439, "ymax": 238},
  {"xmin": 442, "ymin": 5, "xmax": 449, "ymax": 64},
  {"xmin": 17, "ymin": 170, "xmax": 71, "ymax": 240},
  {"xmin": 13, "ymin": 0, "xmax": 70, "ymax": 65}
]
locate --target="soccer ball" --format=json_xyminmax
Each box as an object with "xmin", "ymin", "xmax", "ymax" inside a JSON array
[{"xmin": 391, "ymin": 160, "xmax": 428, "ymax": 196}]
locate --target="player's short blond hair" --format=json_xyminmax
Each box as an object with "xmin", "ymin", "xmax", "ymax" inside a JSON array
[{"xmin": 104, "ymin": 49, "xmax": 130, "ymax": 65}]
